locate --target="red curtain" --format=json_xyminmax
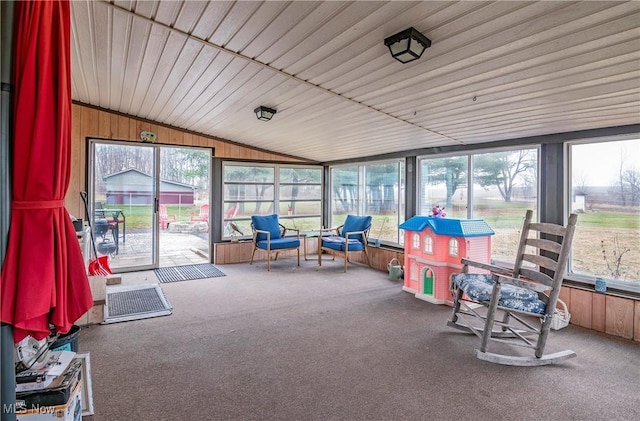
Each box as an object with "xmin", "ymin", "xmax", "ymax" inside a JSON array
[{"xmin": 0, "ymin": 0, "xmax": 93, "ymax": 342}]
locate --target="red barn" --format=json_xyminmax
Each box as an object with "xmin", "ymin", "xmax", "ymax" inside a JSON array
[{"xmin": 103, "ymin": 169, "xmax": 197, "ymax": 205}]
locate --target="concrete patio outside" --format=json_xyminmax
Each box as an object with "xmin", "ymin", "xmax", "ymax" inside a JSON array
[{"xmin": 102, "ymin": 228, "xmax": 209, "ymax": 270}]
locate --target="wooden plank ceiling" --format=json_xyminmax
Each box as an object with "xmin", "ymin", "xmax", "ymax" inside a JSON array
[{"xmin": 70, "ymin": 1, "xmax": 640, "ymax": 162}]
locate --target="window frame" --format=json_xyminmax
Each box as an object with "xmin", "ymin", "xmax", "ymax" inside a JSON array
[
  {"xmin": 565, "ymin": 137, "xmax": 640, "ymax": 294},
  {"xmin": 417, "ymin": 145, "xmax": 540, "ymax": 265},
  {"xmin": 222, "ymin": 162, "xmax": 323, "ymax": 239},
  {"xmin": 329, "ymin": 158, "xmax": 406, "ymax": 246}
]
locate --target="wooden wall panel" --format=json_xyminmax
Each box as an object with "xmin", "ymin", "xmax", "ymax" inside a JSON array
[
  {"xmin": 110, "ymin": 114, "xmax": 119, "ymax": 140},
  {"xmin": 591, "ymin": 293, "xmax": 606, "ymax": 332},
  {"xmin": 200, "ymin": 136, "xmax": 210, "ymax": 148},
  {"xmin": 155, "ymin": 125, "xmax": 170, "ymax": 144},
  {"xmin": 634, "ymin": 301, "xmax": 640, "ymax": 342},
  {"xmin": 214, "ymin": 241, "xmax": 254, "ymax": 264},
  {"xmin": 569, "ymin": 289, "xmax": 593, "ymax": 328},
  {"xmin": 81, "ymin": 105, "xmax": 99, "ymax": 137},
  {"xmin": 98, "ymin": 110, "xmax": 111, "ymax": 137},
  {"xmin": 128, "ymin": 118, "xmax": 138, "ymax": 140},
  {"xmin": 116, "ymin": 115, "xmax": 130, "ymax": 140},
  {"xmin": 605, "ymin": 295, "xmax": 634, "ymax": 339},
  {"xmin": 215, "ymin": 141, "xmax": 227, "ymax": 156},
  {"xmin": 559, "ymin": 286, "xmax": 571, "ymax": 308},
  {"xmin": 349, "ymin": 247, "xmax": 404, "ymax": 273},
  {"xmin": 213, "ymin": 240, "xmax": 404, "ymax": 274},
  {"xmin": 214, "ymin": 242, "xmax": 227, "ymax": 264},
  {"xmin": 68, "ymin": 105, "xmax": 83, "ymax": 218},
  {"xmin": 171, "ymin": 129, "xmax": 184, "ymax": 146},
  {"xmin": 136, "ymin": 120, "xmax": 151, "ymax": 140},
  {"xmin": 562, "ymin": 285, "xmax": 639, "ymax": 342},
  {"xmin": 229, "ymin": 144, "xmax": 243, "ymax": 159}
]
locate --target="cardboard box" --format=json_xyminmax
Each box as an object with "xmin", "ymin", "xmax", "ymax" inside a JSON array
[
  {"xmin": 75, "ymin": 304, "xmax": 104, "ymax": 326},
  {"xmin": 75, "ymin": 275, "xmax": 107, "ymax": 326},
  {"xmin": 87, "ymin": 275, "xmax": 106, "ymax": 304}
]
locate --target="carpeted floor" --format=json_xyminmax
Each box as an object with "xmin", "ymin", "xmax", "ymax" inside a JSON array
[{"xmin": 79, "ymin": 259, "xmax": 640, "ymax": 421}]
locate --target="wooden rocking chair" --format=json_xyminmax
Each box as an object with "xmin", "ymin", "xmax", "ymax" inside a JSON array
[{"xmin": 448, "ymin": 209, "xmax": 578, "ymax": 366}]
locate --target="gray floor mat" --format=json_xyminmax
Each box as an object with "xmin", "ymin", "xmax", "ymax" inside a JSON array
[{"xmin": 103, "ymin": 284, "xmax": 172, "ymax": 324}]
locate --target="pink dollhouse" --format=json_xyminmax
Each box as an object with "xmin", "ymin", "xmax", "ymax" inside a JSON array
[{"xmin": 398, "ymin": 216, "xmax": 494, "ymax": 305}]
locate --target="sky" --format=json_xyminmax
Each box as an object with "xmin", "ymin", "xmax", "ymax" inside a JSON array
[{"xmin": 572, "ymin": 139, "xmax": 640, "ymax": 187}]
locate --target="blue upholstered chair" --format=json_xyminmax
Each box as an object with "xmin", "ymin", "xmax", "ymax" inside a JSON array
[
  {"xmin": 318, "ymin": 214, "xmax": 372, "ymax": 272},
  {"xmin": 249, "ymin": 214, "xmax": 300, "ymax": 271},
  {"xmin": 448, "ymin": 209, "xmax": 579, "ymax": 366}
]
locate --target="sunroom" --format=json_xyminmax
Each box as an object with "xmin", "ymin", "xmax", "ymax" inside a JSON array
[{"xmin": 1, "ymin": 1, "xmax": 639, "ymax": 420}]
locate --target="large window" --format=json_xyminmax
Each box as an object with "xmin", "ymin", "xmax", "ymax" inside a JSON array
[
  {"xmin": 471, "ymin": 149, "xmax": 537, "ymax": 262},
  {"xmin": 419, "ymin": 148, "xmax": 538, "ymax": 262},
  {"xmin": 222, "ymin": 163, "xmax": 322, "ymax": 238},
  {"xmin": 330, "ymin": 160, "xmax": 405, "ymax": 245},
  {"xmin": 568, "ymin": 138, "xmax": 640, "ymax": 290},
  {"xmin": 220, "ymin": 137, "xmax": 640, "ymax": 295},
  {"xmin": 278, "ymin": 166, "xmax": 322, "ymax": 231},
  {"xmin": 419, "ymin": 156, "xmax": 468, "ymax": 218}
]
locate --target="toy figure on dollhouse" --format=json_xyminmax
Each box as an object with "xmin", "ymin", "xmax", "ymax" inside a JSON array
[{"xmin": 431, "ymin": 204, "xmax": 446, "ymax": 218}]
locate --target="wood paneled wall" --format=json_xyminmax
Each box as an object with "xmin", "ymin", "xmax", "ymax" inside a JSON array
[
  {"xmin": 66, "ymin": 103, "xmax": 309, "ymax": 218},
  {"xmin": 559, "ymin": 286, "xmax": 640, "ymax": 342},
  {"xmin": 215, "ymin": 241, "xmax": 403, "ymax": 271}
]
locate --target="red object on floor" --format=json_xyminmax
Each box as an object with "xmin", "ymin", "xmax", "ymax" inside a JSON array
[
  {"xmin": 88, "ymin": 256, "xmax": 112, "ymax": 276},
  {"xmin": 1, "ymin": 0, "xmax": 93, "ymax": 342}
]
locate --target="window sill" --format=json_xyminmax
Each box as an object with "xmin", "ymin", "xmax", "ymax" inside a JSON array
[{"xmin": 563, "ymin": 274, "xmax": 640, "ymax": 301}]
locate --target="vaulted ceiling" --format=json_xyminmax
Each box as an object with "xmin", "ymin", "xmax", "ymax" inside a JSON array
[{"xmin": 71, "ymin": 1, "xmax": 640, "ymax": 162}]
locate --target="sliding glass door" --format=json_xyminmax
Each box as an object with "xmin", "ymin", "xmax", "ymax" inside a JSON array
[
  {"xmin": 89, "ymin": 140, "xmax": 211, "ymax": 272},
  {"xmin": 89, "ymin": 141, "xmax": 158, "ymax": 271},
  {"xmin": 157, "ymin": 146, "xmax": 211, "ymax": 267}
]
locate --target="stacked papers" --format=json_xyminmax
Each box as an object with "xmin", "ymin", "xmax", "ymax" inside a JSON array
[{"xmin": 15, "ymin": 350, "xmax": 75, "ymax": 392}]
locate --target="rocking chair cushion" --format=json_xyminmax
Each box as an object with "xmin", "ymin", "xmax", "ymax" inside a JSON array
[
  {"xmin": 321, "ymin": 236, "xmax": 365, "ymax": 252},
  {"xmin": 453, "ymin": 273, "xmax": 547, "ymax": 314}
]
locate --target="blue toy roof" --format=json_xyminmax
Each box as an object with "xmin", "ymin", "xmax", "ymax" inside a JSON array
[{"xmin": 398, "ymin": 216, "xmax": 495, "ymax": 237}]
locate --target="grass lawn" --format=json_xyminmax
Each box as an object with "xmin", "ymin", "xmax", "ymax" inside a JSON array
[{"xmin": 110, "ymin": 204, "xmax": 202, "ymax": 229}]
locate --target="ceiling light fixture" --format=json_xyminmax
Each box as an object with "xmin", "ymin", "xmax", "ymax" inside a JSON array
[
  {"xmin": 384, "ymin": 27, "xmax": 431, "ymax": 64},
  {"xmin": 254, "ymin": 106, "xmax": 277, "ymax": 121}
]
